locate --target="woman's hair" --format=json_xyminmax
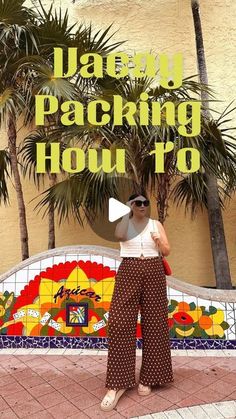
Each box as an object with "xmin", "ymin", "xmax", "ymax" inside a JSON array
[
  {"xmin": 128, "ymin": 192, "xmax": 148, "ymax": 201},
  {"xmin": 128, "ymin": 192, "xmax": 149, "ymax": 217}
]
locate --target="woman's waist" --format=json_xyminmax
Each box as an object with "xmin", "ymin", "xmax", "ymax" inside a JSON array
[
  {"xmin": 122, "ymin": 255, "xmax": 161, "ymax": 260},
  {"xmin": 120, "ymin": 249, "xmax": 161, "ymax": 257},
  {"xmin": 120, "ymin": 244, "xmax": 160, "ymax": 254},
  {"xmin": 120, "ymin": 241, "xmax": 159, "ymax": 250}
]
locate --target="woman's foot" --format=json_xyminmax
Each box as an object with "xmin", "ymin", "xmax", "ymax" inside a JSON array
[
  {"xmin": 100, "ymin": 388, "xmax": 126, "ymax": 411},
  {"xmin": 138, "ymin": 383, "xmax": 152, "ymax": 396}
]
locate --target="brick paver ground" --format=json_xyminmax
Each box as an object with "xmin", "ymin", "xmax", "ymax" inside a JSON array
[{"xmin": 0, "ymin": 350, "xmax": 235, "ymax": 418}]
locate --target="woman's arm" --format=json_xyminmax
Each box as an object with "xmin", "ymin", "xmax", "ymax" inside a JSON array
[
  {"xmin": 114, "ymin": 200, "xmax": 133, "ymax": 241},
  {"xmin": 114, "ymin": 213, "xmax": 130, "ymax": 241},
  {"xmin": 152, "ymin": 220, "xmax": 171, "ymax": 256}
]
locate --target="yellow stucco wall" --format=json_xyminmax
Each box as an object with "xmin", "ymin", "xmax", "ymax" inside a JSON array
[{"xmin": 0, "ymin": 0, "xmax": 236, "ymax": 286}]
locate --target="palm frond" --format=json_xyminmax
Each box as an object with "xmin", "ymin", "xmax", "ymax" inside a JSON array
[
  {"xmin": 0, "ymin": 86, "xmax": 25, "ymax": 126},
  {"xmin": 18, "ymin": 127, "xmax": 66, "ymax": 188},
  {"xmin": 170, "ymin": 171, "xmax": 229, "ymax": 219},
  {"xmin": 36, "ymin": 1, "xmax": 76, "ymax": 54},
  {"xmin": 74, "ymin": 23, "xmax": 124, "ymax": 55},
  {"xmin": 33, "ymin": 161, "xmax": 131, "ymax": 225},
  {"xmin": 0, "ymin": 0, "xmax": 38, "ymax": 57}
]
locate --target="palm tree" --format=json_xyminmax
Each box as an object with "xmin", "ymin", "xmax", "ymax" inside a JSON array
[
  {"xmin": 33, "ymin": 74, "xmax": 236, "ymax": 235},
  {"xmin": 18, "ymin": 3, "xmax": 80, "ymax": 250},
  {"xmin": 16, "ymin": 1, "xmax": 236, "ymax": 294},
  {"xmin": 18, "ymin": 128, "xmax": 66, "ymax": 249},
  {"xmin": 0, "ymin": 0, "xmax": 38, "ymax": 260},
  {"xmin": 19, "ymin": 2, "xmax": 123, "ymax": 248},
  {"xmin": 190, "ymin": 0, "xmax": 233, "ymax": 289}
]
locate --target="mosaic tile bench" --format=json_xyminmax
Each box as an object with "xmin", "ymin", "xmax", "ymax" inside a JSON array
[{"xmin": 0, "ymin": 245, "xmax": 235, "ymax": 350}]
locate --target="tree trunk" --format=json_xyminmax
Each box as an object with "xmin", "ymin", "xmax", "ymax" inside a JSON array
[
  {"xmin": 191, "ymin": 0, "xmax": 232, "ymax": 289},
  {"xmin": 156, "ymin": 173, "xmax": 170, "ymax": 224},
  {"xmin": 48, "ymin": 173, "xmax": 57, "ymax": 249},
  {"xmin": 156, "ymin": 150, "xmax": 173, "ymax": 225},
  {"xmin": 7, "ymin": 113, "xmax": 29, "ymax": 260}
]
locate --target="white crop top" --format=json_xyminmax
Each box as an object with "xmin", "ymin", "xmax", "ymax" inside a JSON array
[{"xmin": 120, "ymin": 218, "xmax": 161, "ymax": 257}]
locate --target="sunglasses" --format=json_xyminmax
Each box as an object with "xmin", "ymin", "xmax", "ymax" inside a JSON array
[{"xmin": 132, "ymin": 199, "xmax": 150, "ymax": 207}]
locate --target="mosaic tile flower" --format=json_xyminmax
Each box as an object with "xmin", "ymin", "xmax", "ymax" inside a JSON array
[
  {"xmin": 0, "ymin": 260, "xmax": 230, "ymax": 342},
  {"xmin": 0, "ymin": 261, "xmax": 118, "ymax": 337},
  {"xmin": 168, "ymin": 300, "xmax": 229, "ymax": 338}
]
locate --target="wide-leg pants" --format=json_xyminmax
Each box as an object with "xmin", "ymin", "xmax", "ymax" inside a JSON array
[{"xmin": 105, "ymin": 257, "xmax": 174, "ymax": 390}]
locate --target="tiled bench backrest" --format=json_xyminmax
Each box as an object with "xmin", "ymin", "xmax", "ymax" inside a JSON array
[{"xmin": 0, "ymin": 246, "xmax": 235, "ymax": 349}]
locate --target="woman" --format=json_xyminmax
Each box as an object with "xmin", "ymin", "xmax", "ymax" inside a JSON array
[{"xmin": 100, "ymin": 193, "xmax": 174, "ymax": 411}]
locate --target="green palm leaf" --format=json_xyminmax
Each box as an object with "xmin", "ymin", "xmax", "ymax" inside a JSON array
[
  {"xmin": 18, "ymin": 127, "xmax": 66, "ymax": 188},
  {"xmin": 0, "ymin": 86, "xmax": 25, "ymax": 125}
]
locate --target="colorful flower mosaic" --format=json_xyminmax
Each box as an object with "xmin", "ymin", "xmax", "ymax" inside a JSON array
[
  {"xmin": 168, "ymin": 300, "xmax": 229, "ymax": 339},
  {"xmin": 0, "ymin": 259, "xmax": 231, "ymax": 344},
  {"xmin": 0, "ymin": 261, "xmax": 117, "ymax": 337}
]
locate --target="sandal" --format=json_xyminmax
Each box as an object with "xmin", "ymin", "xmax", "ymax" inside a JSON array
[
  {"xmin": 100, "ymin": 388, "xmax": 126, "ymax": 411},
  {"xmin": 138, "ymin": 383, "xmax": 152, "ymax": 396}
]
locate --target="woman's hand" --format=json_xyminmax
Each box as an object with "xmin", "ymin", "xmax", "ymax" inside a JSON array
[
  {"xmin": 152, "ymin": 221, "xmax": 171, "ymax": 257},
  {"xmin": 150, "ymin": 232, "xmax": 160, "ymax": 241},
  {"xmin": 114, "ymin": 200, "xmax": 133, "ymax": 241},
  {"xmin": 126, "ymin": 200, "xmax": 133, "ymax": 209}
]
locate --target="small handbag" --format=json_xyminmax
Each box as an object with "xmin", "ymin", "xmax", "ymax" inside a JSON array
[
  {"xmin": 161, "ymin": 256, "xmax": 172, "ymax": 276},
  {"xmin": 152, "ymin": 220, "xmax": 172, "ymax": 275}
]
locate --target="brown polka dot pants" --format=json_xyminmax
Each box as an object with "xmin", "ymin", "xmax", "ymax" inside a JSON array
[{"xmin": 105, "ymin": 257, "xmax": 174, "ymax": 390}]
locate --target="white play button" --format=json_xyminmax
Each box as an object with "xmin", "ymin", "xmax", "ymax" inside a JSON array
[
  {"xmin": 88, "ymin": 176, "xmax": 150, "ymax": 241},
  {"xmin": 108, "ymin": 198, "xmax": 131, "ymax": 222}
]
